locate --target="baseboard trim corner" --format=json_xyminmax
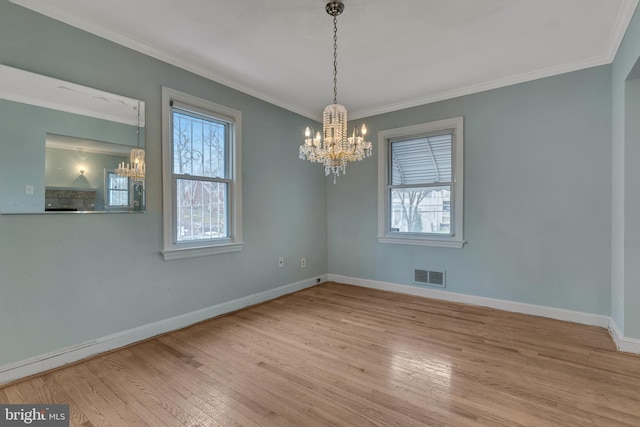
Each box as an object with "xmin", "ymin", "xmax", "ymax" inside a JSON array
[
  {"xmin": 608, "ymin": 318, "xmax": 640, "ymax": 354},
  {"xmin": 0, "ymin": 275, "xmax": 326, "ymax": 386}
]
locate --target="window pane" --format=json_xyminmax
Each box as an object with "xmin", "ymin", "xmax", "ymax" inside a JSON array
[
  {"xmin": 390, "ymin": 186, "xmax": 451, "ymax": 234},
  {"xmin": 176, "ymin": 179, "xmax": 228, "ymax": 242},
  {"xmin": 172, "ymin": 110, "xmax": 226, "ymax": 179},
  {"xmin": 391, "ymin": 134, "xmax": 451, "ymax": 185}
]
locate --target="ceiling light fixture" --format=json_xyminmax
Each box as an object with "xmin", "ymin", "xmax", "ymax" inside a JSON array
[{"xmin": 299, "ymin": 1, "xmax": 372, "ymax": 183}]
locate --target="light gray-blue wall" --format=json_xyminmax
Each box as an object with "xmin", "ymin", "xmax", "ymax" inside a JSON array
[
  {"xmin": 328, "ymin": 65, "xmax": 613, "ymax": 316},
  {"xmin": 612, "ymin": 5, "xmax": 640, "ymax": 338},
  {"xmin": 0, "ymin": 0, "xmax": 327, "ymax": 366}
]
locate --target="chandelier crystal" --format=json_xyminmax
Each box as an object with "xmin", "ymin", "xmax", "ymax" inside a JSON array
[
  {"xmin": 116, "ymin": 101, "xmax": 145, "ymax": 183},
  {"xmin": 299, "ymin": 1, "xmax": 372, "ymax": 183}
]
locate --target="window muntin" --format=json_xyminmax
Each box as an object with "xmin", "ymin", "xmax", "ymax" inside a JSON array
[
  {"xmin": 377, "ymin": 117, "xmax": 464, "ymax": 248},
  {"xmin": 162, "ymin": 87, "xmax": 242, "ymax": 260}
]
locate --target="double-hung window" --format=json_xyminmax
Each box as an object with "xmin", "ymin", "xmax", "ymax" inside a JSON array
[
  {"xmin": 162, "ymin": 87, "xmax": 242, "ymax": 260},
  {"xmin": 378, "ymin": 117, "xmax": 464, "ymax": 248}
]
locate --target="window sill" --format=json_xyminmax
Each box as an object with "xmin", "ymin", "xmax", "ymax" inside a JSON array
[
  {"xmin": 161, "ymin": 242, "xmax": 243, "ymax": 261},
  {"xmin": 378, "ymin": 236, "xmax": 465, "ymax": 249}
]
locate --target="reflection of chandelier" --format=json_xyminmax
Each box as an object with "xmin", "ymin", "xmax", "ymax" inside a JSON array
[
  {"xmin": 116, "ymin": 101, "xmax": 145, "ymax": 183},
  {"xmin": 299, "ymin": 1, "xmax": 372, "ymax": 183},
  {"xmin": 116, "ymin": 148, "xmax": 145, "ymax": 182}
]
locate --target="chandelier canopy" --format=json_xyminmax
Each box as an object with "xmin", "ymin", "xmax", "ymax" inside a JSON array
[{"xmin": 299, "ymin": 1, "xmax": 372, "ymax": 183}]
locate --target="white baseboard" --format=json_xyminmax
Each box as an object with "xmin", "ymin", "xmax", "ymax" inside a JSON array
[
  {"xmin": 329, "ymin": 274, "xmax": 640, "ymax": 355},
  {"xmin": 329, "ymin": 274, "xmax": 611, "ymax": 327},
  {"xmin": 2, "ymin": 273, "xmax": 638, "ymax": 386},
  {"xmin": 336, "ymin": 274, "xmax": 640, "ymax": 354},
  {"xmin": 328, "ymin": 274, "xmax": 640, "ymax": 354},
  {"xmin": 608, "ymin": 318, "xmax": 640, "ymax": 354},
  {"xmin": 0, "ymin": 275, "xmax": 326, "ymax": 386}
]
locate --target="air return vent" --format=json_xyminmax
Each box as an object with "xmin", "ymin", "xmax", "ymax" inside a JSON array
[{"xmin": 414, "ymin": 269, "xmax": 446, "ymax": 287}]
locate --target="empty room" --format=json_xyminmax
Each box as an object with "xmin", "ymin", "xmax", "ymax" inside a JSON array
[{"xmin": 1, "ymin": 0, "xmax": 640, "ymax": 425}]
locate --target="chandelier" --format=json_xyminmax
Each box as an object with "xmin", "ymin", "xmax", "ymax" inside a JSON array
[
  {"xmin": 299, "ymin": 1, "xmax": 372, "ymax": 183},
  {"xmin": 116, "ymin": 101, "xmax": 145, "ymax": 183}
]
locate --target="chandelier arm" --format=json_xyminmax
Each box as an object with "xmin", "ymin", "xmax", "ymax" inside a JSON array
[{"xmin": 310, "ymin": 145, "xmax": 321, "ymax": 157}]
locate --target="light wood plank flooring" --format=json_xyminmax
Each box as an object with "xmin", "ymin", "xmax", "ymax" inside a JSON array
[{"xmin": 2, "ymin": 282, "xmax": 640, "ymax": 426}]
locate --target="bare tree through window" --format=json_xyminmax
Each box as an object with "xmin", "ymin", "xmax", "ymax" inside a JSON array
[{"xmin": 173, "ymin": 110, "xmax": 229, "ymax": 242}]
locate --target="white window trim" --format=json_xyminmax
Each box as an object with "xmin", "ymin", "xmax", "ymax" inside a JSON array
[
  {"xmin": 161, "ymin": 87, "xmax": 243, "ymax": 260},
  {"xmin": 377, "ymin": 117, "xmax": 464, "ymax": 249}
]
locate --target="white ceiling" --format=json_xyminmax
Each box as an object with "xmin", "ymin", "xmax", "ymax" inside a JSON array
[{"xmin": 10, "ymin": 0, "xmax": 639, "ymax": 120}]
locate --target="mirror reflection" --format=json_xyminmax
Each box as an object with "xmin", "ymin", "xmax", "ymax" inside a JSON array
[
  {"xmin": 0, "ymin": 64, "xmax": 145, "ymax": 213},
  {"xmin": 45, "ymin": 134, "xmax": 144, "ymax": 211}
]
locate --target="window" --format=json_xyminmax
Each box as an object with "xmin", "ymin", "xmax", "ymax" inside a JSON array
[
  {"xmin": 378, "ymin": 117, "xmax": 464, "ymax": 248},
  {"xmin": 105, "ymin": 171, "xmax": 130, "ymax": 208},
  {"xmin": 162, "ymin": 87, "xmax": 242, "ymax": 260}
]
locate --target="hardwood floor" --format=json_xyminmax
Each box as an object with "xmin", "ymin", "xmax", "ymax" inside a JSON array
[{"xmin": 2, "ymin": 282, "xmax": 640, "ymax": 426}]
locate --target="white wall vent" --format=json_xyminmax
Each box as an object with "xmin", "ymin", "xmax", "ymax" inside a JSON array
[{"xmin": 414, "ymin": 269, "xmax": 446, "ymax": 287}]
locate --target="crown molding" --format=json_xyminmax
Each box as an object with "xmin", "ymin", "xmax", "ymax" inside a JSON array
[
  {"xmin": 349, "ymin": 54, "xmax": 614, "ymax": 120},
  {"xmin": 605, "ymin": 0, "xmax": 640, "ymax": 62},
  {"xmin": 9, "ymin": 0, "xmax": 320, "ymax": 121},
  {"xmin": 11, "ymin": 0, "xmax": 639, "ymax": 122}
]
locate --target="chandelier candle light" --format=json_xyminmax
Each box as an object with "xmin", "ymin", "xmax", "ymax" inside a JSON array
[
  {"xmin": 299, "ymin": 1, "xmax": 372, "ymax": 183},
  {"xmin": 116, "ymin": 101, "xmax": 145, "ymax": 183}
]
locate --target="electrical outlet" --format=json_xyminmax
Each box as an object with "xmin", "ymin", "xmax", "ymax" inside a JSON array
[
  {"xmin": 25, "ymin": 185, "xmax": 34, "ymax": 195},
  {"xmin": 278, "ymin": 257, "xmax": 284, "ymax": 267},
  {"xmin": 301, "ymin": 258, "xmax": 307, "ymax": 268}
]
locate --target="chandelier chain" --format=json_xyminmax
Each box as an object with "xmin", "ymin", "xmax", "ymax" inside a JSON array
[
  {"xmin": 333, "ymin": 15, "xmax": 338, "ymax": 105},
  {"xmin": 299, "ymin": 1, "xmax": 372, "ymax": 181}
]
